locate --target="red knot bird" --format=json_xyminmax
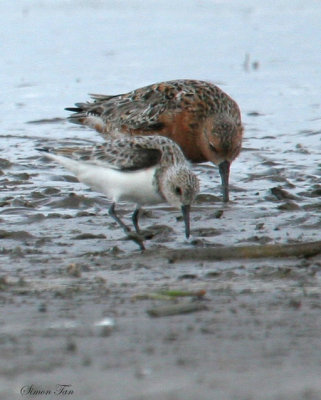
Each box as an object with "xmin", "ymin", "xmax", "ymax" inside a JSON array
[
  {"xmin": 38, "ymin": 135, "xmax": 200, "ymax": 250},
  {"xmin": 66, "ymin": 79, "xmax": 243, "ymax": 202}
]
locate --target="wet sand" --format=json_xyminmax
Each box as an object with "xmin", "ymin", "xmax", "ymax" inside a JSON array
[
  {"xmin": 1, "ymin": 141, "xmax": 321, "ymax": 399},
  {"xmin": 1, "ymin": 1, "xmax": 321, "ymax": 399}
]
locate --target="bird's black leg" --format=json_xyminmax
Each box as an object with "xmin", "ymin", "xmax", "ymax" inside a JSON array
[
  {"xmin": 132, "ymin": 207, "xmax": 141, "ymax": 233},
  {"xmin": 108, "ymin": 202, "xmax": 131, "ymax": 233},
  {"xmin": 127, "ymin": 233, "xmax": 145, "ymax": 251},
  {"xmin": 108, "ymin": 203, "xmax": 145, "ymax": 251}
]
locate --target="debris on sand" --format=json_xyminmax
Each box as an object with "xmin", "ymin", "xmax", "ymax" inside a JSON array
[
  {"xmin": 166, "ymin": 240, "xmax": 321, "ymax": 262},
  {"xmin": 147, "ymin": 302, "xmax": 208, "ymax": 318},
  {"xmin": 133, "ymin": 289, "xmax": 206, "ymax": 301}
]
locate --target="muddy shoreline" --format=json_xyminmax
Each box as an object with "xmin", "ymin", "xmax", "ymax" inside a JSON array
[
  {"xmin": 1, "ymin": 153, "xmax": 321, "ymax": 398},
  {"xmin": 2, "ymin": 0, "xmax": 321, "ymax": 398}
]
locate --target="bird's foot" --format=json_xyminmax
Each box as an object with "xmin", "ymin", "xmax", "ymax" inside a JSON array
[{"xmin": 125, "ymin": 232, "xmax": 146, "ymax": 251}]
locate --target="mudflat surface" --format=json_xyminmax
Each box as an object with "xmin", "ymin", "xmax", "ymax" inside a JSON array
[{"xmin": 1, "ymin": 1, "xmax": 321, "ymax": 399}]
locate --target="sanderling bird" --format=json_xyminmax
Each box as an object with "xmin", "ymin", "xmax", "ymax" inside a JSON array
[
  {"xmin": 66, "ymin": 79, "xmax": 243, "ymax": 202},
  {"xmin": 38, "ymin": 135, "xmax": 200, "ymax": 250}
]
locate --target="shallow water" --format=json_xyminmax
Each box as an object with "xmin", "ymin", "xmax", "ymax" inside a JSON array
[
  {"xmin": 2, "ymin": 0, "xmax": 321, "ymax": 251},
  {"xmin": 1, "ymin": 1, "xmax": 321, "ymax": 399}
]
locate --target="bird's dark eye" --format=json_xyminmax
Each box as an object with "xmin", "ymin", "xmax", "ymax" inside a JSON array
[
  {"xmin": 175, "ymin": 187, "xmax": 182, "ymax": 195},
  {"xmin": 209, "ymin": 143, "xmax": 216, "ymax": 152}
]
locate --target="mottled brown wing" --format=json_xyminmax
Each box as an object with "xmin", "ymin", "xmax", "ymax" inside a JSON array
[
  {"xmin": 92, "ymin": 92, "xmax": 171, "ymax": 131},
  {"xmin": 67, "ymin": 80, "xmax": 241, "ymax": 132},
  {"xmin": 61, "ymin": 138, "xmax": 163, "ymax": 171},
  {"xmin": 90, "ymin": 80, "xmax": 212, "ymax": 131}
]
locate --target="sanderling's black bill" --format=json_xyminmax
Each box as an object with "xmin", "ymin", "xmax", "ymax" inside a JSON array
[{"xmin": 181, "ymin": 204, "xmax": 191, "ymax": 239}]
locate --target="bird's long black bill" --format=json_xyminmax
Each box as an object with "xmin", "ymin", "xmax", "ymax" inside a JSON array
[
  {"xmin": 219, "ymin": 160, "xmax": 231, "ymax": 203},
  {"xmin": 181, "ymin": 204, "xmax": 191, "ymax": 239}
]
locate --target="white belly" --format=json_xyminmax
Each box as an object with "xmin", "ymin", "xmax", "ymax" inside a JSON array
[{"xmin": 77, "ymin": 165, "xmax": 164, "ymax": 205}]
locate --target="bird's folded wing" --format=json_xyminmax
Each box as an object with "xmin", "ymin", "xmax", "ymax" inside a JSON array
[{"xmin": 56, "ymin": 139, "xmax": 163, "ymax": 171}]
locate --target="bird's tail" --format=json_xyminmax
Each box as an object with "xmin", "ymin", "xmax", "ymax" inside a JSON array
[
  {"xmin": 37, "ymin": 147, "xmax": 81, "ymax": 176},
  {"xmin": 65, "ymin": 102, "xmax": 107, "ymax": 133}
]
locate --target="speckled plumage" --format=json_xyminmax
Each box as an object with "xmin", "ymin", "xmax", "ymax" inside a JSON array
[
  {"xmin": 60, "ymin": 134, "xmax": 188, "ymax": 171},
  {"xmin": 39, "ymin": 135, "xmax": 199, "ymax": 249},
  {"xmin": 66, "ymin": 79, "xmax": 243, "ymax": 202}
]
